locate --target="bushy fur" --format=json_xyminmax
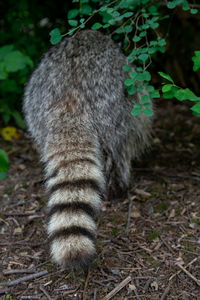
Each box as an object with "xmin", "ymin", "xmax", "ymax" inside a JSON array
[{"xmin": 23, "ymin": 30, "xmax": 152, "ymax": 269}]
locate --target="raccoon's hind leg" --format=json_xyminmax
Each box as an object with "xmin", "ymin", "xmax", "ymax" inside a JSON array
[{"xmin": 103, "ymin": 143, "xmax": 133, "ymax": 201}]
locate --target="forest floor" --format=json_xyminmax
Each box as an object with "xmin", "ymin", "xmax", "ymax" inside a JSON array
[{"xmin": 0, "ymin": 101, "xmax": 200, "ymax": 300}]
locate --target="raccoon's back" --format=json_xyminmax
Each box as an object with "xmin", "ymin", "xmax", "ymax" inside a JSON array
[{"xmin": 23, "ymin": 30, "xmax": 129, "ymax": 148}]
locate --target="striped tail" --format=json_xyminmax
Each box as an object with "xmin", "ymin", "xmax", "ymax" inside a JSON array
[{"xmin": 43, "ymin": 105, "xmax": 105, "ymax": 269}]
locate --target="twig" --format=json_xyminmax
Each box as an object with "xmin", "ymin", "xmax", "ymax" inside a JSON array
[
  {"xmin": 125, "ymin": 193, "xmax": 133, "ymax": 234},
  {"xmin": 160, "ymin": 236, "xmax": 175, "ymax": 254},
  {"xmin": 3, "ymin": 270, "xmax": 48, "ymax": 287},
  {"xmin": 40, "ymin": 284, "xmax": 53, "ymax": 300},
  {"xmin": 0, "ymin": 288, "xmax": 9, "ymax": 295},
  {"xmin": 83, "ymin": 268, "xmax": 90, "ymax": 300},
  {"xmin": 133, "ymin": 284, "xmax": 141, "ymax": 300},
  {"xmin": 143, "ymin": 278, "xmax": 152, "ymax": 292},
  {"xmin": 103, "ymin": 275, "xmax": 131, "ymax": 300},
  {"xmin": 160, "ymin": 284, "xmax": 171, "ymax": 300},
  {"xmin": 3, "ymin": 268, "xmax": 36, "ymax": 275},
  {"xmin": 93, "ymin": 288, "xmax": 97, "ymax": 300},
  {"xmin": 176, "ymin": 263, "xmax": 200, "ymax": 287},
  {"xmin": 20, "ymin": 295, "xmax": 43, "ymax": 299},
  {"xmin": 169, "ymin": 257, "xmax": 197, "ymax": 281},
  {"xmin": 2, "ymin": 212, "xmax": 40, "ymax": 217}
]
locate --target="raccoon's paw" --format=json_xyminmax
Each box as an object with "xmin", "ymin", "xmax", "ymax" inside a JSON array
[{"xmin": 50, "ymin": 235, "xmax": 96, "ymax": 269}]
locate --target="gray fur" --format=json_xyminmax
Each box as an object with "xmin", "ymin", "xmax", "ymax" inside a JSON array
[{"xmin": 23, "ymin": 30, "xmax": 152, "ymax": 269}]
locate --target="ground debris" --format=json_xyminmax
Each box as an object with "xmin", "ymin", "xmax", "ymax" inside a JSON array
[{"xmin": 0, "ymin": 102, "xmax": 200, "ymax": 299}]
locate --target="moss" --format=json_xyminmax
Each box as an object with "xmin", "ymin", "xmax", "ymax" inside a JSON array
[
  {"xmin": 147, "ymin": 230, "xmax": 161, "ymax": 242},
  {"xmin": 111, "ymin": 227, "xmax": 121, "ymax": 236},
  {"xmin": 33, "ymin": 220, "xmax": 43, "ymax": 227},
  {"xmin": 155, "ymin": 202, "xmax": 169, "ymax": 213},
  {"xmin": 182, "ymin": 241, "xmax": 197, "ymax": 252},
  {"xmin": 191, "ymin": 218, "xmax": 200, "ymax": 226},
  {"xmin": 3, "ymin": 188, "xmax": 13, "ymax": 195}
]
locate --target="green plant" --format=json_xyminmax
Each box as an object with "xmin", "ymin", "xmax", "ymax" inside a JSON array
[
  {"xmin": 0, "ymin": 149, "xmax": 9, "ymax": 179},
  {"xmin": 0, "ymin": 45, "xmax": 33, "ymax": 128},
  {"xmin": 159, "ymin": 51, "xmax": 200, "ymax": 114},
  {"xmin": 50, "ymin": 0, "xmax": 199, "ymax": 116}
]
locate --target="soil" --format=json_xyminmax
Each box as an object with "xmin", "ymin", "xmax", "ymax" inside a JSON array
[{"xmin": 0, "ymin": 101, "xmax": 200, "ymax": 299}]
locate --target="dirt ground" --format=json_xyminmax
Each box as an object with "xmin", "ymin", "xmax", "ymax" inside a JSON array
[{"xmin": 0, "ymin": 101, "xmax": 200, "ymax": 299}]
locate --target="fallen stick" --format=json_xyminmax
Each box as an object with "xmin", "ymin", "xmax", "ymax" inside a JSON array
[
  {"xmin": 103, "ymin": 275, "xmax": 131, "ymax": 300},
  {"xmin": 160, "ymin": 285, "xmax": 171, "ymax": 300},
  {"xmin": 3, "ymin": 270, "xmax": 48, "ymax": 287},
  {"xmin": 176, "ymin": 263, "xmax": 200, "ymax": 287},
  {"xmin": 3, "ymin": 268, "xmax": 36, "ymax": 275},
  {"xmin": 169, "ymin": 257, "xmax": 197, "ymax": 281},
  {"xmin": 125, "ymin": 193, "xmax": 133, "ymax": 234},
  {"xmin": 20, "ymin": 295, "xmax": 43, "ymax": 299},
  {"xmin": 40, "ymin": 284, "xmax": 53, "ymax": 300}
]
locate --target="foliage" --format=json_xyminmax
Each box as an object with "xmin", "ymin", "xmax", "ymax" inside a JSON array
[
  {"xmin": 192, "ymin": 51, "xmax": 200, "ymax": 72},
  {"xmin": 0, "ymin": 45, "xmax": 33, "ymax": 128},
  {"xmin": 50, "ymin": 0, "xmax": 199, "ymax": 116},
  {"xmin": 0, "ymin": 0, "xmax": 70, "ymax": 129},
  {"xmin": 0, "ymin": 149, "xmax": 9, "ymax": 179},
  {"xmin": 159, "ymin": 50, "xmax": 200, "ymax": 115}
]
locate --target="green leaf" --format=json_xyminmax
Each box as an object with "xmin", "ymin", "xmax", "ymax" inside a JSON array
[
  {"xmin": 143, "ymin": 71, "xmax": 151, "ymax": 81},
  {"xmin": 141, "ymin": 94, "xmax": 150, "ymax": 103},
  {"xmin": 50, "ymin": 28, "xmax": 62, "ymax": 45},
  {"xmin": 190, "ymin": 9, "xmax": 198, "ymax": 14},
  {"xmin": 167, "ymin": 2, "xmax": 176, "ymax": 9},
  {"xmin": 0, "ymin": 45, "xmax": 14, "ymax": 61},
  {"xmin": 80, "ymin": 4, "xmax": 92, "ymax": 15},
  {"xmin": 0, "ymin": 149, "xmax": 9, "ymax": 172},
  {"xmin": 123, "ymin": 65, "xmax": 131, "ymax": 72},
  {"xmin": 127, "ymin": 85, "xmax": 137, "ymax": 95},
  {"xmin": 0, "ymin": 62, "xmax": 8, "ymax": 80},
  {"xmin": 11, "ymin": 111, "xmax": 26, "ymax": 129},
  {"xmin": 138, "ymin": 54, "xmax": 149, "ymax": 62},
  {"xmin": 130, "ymin": 71, "xmax": 137, "ymax": 79},
  {"xmin": 140, "ymin": 24, "xmax": 149, "ymax": 30},
  {"xmin": 67, "ymin": 9, "xmax": 79, "ymax": 19},
  {"xmin": 144, "ymin": 102, "xmax": 152, "ymax": 108},
  {"xmin": 124, "ymin": 25, "xmax": 133, "ymax": 33},
  {"xmin": 139, "ymin": 31, "xmax": 147, "ymax": 37},
  {"xmin": 103, "ymin": 24, "xmax": 111, "ymax": 29},
  {"xmin": 124, "ymin": 78, "xmax": 135, "ymax": 87},
  {"xmin": 150, "ymin": 22, "xmax": 159, "ymax": 29},
  {"xmin": 100, "ymin": 6, "xmax": 107, "ymax": 12},
  {"xmin": 91, "ymin": 22, "xmax": 102, "ymax": 30},
  {"xmin": 162, "ymin": 84, "xmax": 174, "ymax": 92},
  {"xmin": 4, "ymin": 51, "xmax": 32, "ymax": 72},
  {"xmin": 157, "ymin": 39, "xmax": 166, "ymax": 47},
  {"xmin": 182, "ymin": 4, "xmax": 190, "ymax": 11},
  {"xmin": 191, "ymin": 102, "xmax": 200, "ymax": 114},
  {"xmin": 132, "ymin": 36, "xmax": 141, "ymax": 42},
  {"xmin": 192, "ymin": 51, "xmax": 200, "ymax": 71},
  {"xmin": 134, "ymin": 103, "xmax": 141, "ymax": 109},
  {"xmin": 0, "ymin": 171, "xmax": 7, "ymax": 179},
  {"xmin": 131, "ymin": 107, "xmax": 141, "ymax": 116},
  {"xmin": 163, "ymin": 86, "xmax": 179, "ymax": 98},
  {"xmin": 174, "ymin": 88, "xmax": 200, "ymax": 101},
  {"xmin": 158, "ymin": 71, "xmax": 174, "ymax": 83},
  {"xmin": 68, "ymin": 19, "xmax": 78, "ymax": 27},
  {"xmin": 143, "ymin": 108, "xmax": 153, "ymax": 116},
  {"xmin": 150, "ymin": 90, "xmax": 160, "ymax": 98},
  {"xmin": 146, "ymin": 85, "xmax": 155, "ymax": 92},
  {"xmin": 123, "ymin": 12, "xmax": 133, "ymax": 18}
]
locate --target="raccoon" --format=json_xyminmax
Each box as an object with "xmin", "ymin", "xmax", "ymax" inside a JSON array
[{"xmin": 23, "ymin": 30, "xmax": 152, "ymax": 269}]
